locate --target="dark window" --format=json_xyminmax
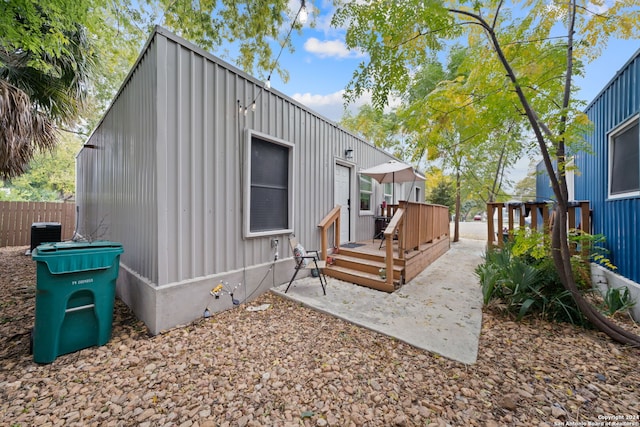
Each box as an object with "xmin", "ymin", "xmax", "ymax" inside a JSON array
[
  {"xmin": 610, "ymin": 120, "xmax": 640, "ymax": 196},
  {"xmin": 250, "ymin": 136, "xmax": 290, "ymax": 232}
]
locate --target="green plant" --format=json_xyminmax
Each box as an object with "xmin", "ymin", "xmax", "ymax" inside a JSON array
[
  {"xmin": 476, "ymin": 232, "xmax": 590, "ymax": 326},
  {"xmin": 569, "ymin": 229, "xmax": 617, "ymax": 271},
  {"xmin": 601, "ymin": 286, "xmax": 636, "ymax": 317}
]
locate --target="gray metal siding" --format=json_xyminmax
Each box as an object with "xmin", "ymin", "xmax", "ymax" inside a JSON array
[
  {"xmin": 79, "ymin": 27, "xmax": 419, "ymax": 288},
  {"xmin": 154, "ymin": 30, "xmax": 403, "ymax": 285},
  {"xmin": 577, "ymin": 51, "xmax": 640, "ymax": 284},
  {"xmin": 77, "ymin": 40, "xmax": 159, "ymax": 284}
]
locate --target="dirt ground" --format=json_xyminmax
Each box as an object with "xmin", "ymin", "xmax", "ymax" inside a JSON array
[{"xmin": 1, "ymin": 245, "xmax": 639, "ymax": 427}]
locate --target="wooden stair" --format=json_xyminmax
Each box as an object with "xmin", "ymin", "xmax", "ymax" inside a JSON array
[{"xmin": 323, "ymin": 246, "xmax": 404, "ymax": 293}]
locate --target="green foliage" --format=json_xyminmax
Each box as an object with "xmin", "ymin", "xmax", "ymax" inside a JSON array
[
  {"xmin": 1, "ymin": 132, "xmax": 79, "ymax": 201},
  {"xmin": 334, "ymin": 0, "xmax": 640, "ymax": 200},
  {"xmin": 340, "ymin": 106, "xmax": 408, "ymax": 160},
  {"xmin": 0, "ymin": 1, "xmax": 95, "ymax": 119},
  {"xmin": 428, "ymin": 179, "xmax": 455, "ymax": 213},
  {"xmin": 478, "ymin": 227, "xmax": 626, "ymax": 325},
  {"xmin": 600, "ymin": 287, "xmax": 636, "ymax": 317},
  {"xmin": 512, "ymin": 175, "xmax": 537, "ymax": 200},
  {"xmin": 476, "ymin": 232, "xmax": 590, "ymax": 326},
  {"xmin": 154, "ymin": 0, "xmax": 296, "ymax": 81},
  {"xmin": 569, "ymin": 230, "xmax": 617, "ymax": 271},
  {"xmin": 2, "ymin": 0, "xmax": 304, "ymax": 179},
  {"xmin": 0, "ymin": 0, "xmax": 96, "ymax": 178}
]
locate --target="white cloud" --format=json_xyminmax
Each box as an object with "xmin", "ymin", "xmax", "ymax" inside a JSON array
[
  {"xmin": 588, "ymin": 0, "xmax": 611, "ymax": 15},
  {"xmin": 291, "ymin": 89, "xmax": 400, "ymax": 123},
  {"xmin": 304, "ymin": 37, "xmax": 365, "ymax": 59},
  {"xmin": 292, "ymin": 90, "xmax": 372, "ymax": 121}
]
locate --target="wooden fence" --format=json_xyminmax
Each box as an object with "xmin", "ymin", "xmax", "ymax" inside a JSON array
[{"xmin": 0, "ymin": 201, "xmax": 76, "ymax": 247}]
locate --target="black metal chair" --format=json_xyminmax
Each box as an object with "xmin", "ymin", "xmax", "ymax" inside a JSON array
[{"xmin": 285, "ymin": 237, "xmax": 327, "ymax": 295}]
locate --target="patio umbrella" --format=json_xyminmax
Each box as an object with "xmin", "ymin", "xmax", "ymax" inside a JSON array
[{"xmin": 360, "ymin": 160, "xmax": 425, "ymax": 204}]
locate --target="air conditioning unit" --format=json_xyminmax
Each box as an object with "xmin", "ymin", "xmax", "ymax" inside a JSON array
[{"xmin": 31, "ymin": 222, "xmax": 62, "ymax": 252}]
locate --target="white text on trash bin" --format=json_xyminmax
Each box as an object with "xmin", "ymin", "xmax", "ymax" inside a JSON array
[{"xmin": 72, "ymin": 278, "xmax": 94, "ymax": 285}]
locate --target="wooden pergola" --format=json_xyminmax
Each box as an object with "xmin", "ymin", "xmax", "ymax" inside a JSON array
[{"xmin": 487, "ymin": 200, "xmax": 591, "ymax": 256}]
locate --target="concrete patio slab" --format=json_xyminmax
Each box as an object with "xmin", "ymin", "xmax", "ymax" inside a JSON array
[{"xmin": 272, "ymin": 237, "xmax": 486, "ymax": 365}]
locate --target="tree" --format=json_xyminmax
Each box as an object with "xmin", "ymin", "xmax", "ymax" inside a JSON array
[
  {"xmin": 512, "ymin": 160, "xmax": 539, "ymax": 201},
  {"xmin": 334, "ymin": 0, "xmax": 640, "ymax": 346},
  {"xmin": 1, "ymin": 131, "xmax": 79, "ymax": 201},
  {"xmin": 0, "ymin": 0, "xmax": 95, "ymax": 179},
  {"xmin": 398, "ymin": 46, "xmax": 525, "ymax": 241},
  {"xmin": 340, "ymin": 105, "xmax": 410, "ymax": 161},
  {"xmin": 1, "ymin": 0, "xmax": 307, "ymax": 179},
  {"xmin": 428, "ymin": 178, "xmax": 455, "ymax": 214}
]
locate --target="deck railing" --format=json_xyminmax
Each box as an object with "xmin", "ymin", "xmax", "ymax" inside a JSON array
[
  {"xmin": 383, "ymin": 201, "xmax": 450, "ymax": 287},
  {"xmin": 318, "ymin": 205, "xmax": 342, "ymax": 260},
  {"xmin": 487, "ymin": 201, "xmax": 591, "ymax": 256}
]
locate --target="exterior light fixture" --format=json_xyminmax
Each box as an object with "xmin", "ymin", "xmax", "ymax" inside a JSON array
[{"xmin": 345, "ymin": 148, "xmax": 354, "ymax": 160}]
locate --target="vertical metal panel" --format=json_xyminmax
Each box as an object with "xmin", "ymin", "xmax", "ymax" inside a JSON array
[
  {"xmin": 535, "ymin": 160, "xmax": 555, "ymax": 201},
  {"xmin": 79, "ymin": 28, "xmax": 416, "ymax": 287},
  {"xmin": 77, "ymin": 39, "xmax": 158, "ymax": 284},
  {"xmin": 576, "ymin": 51, "xmax": 640, "ymax": 284}
]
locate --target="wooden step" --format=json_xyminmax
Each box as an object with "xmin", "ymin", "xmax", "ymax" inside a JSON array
[
  {"xmin": 324, "ymin": 265, "xmax": 399, "ymax": 293},
  {"xmin": 330, "ymin": 254, "xmax": 403, "ymax": 280},
  {"xmin": 334, "ymin": 247, "xmax": 389, "ymax": 263},
  {"xmin": 335, "ymin": 246, "xmax": 406, "ymax": 265}
]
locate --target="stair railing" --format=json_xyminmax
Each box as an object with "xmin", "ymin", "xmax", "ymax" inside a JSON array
[
  {"xmin": 317, "ymin": 205, "xmax": 342, "ymax": 260},
  {"xmin": 383, "ymin": 208, "xmax": 405, "ymax": 287}
]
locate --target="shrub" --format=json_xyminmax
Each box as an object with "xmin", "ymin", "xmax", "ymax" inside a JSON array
[
  {"xmin": 476, "ymin": 229, "xmax": 598, "ymax": 326},
  {"xmin": 600, "ymin": 286, "xmax": 636, "ymax": 317}
]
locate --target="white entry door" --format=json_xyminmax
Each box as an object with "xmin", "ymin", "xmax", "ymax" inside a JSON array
[{"xmin": 334, "ymin": 164, "xmax": 351, "ymax": 242}]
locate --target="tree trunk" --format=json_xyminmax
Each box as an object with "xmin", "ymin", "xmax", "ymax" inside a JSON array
[
  {"xmin": 454, "ymin": 170, "xmax": 461, "ymax": 242},
  {"xmin": 449, "ymin": 5, "xmax": 640, "ymax": 347}
]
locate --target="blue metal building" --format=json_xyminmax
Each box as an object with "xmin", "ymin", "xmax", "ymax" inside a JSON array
[
  {"xmin": 576, "ymin": 49, "xmax": 640, "ymax": 287},
  {"xmin": 535, "ymin": 160, "xmax": 554, "ymax": 201}
]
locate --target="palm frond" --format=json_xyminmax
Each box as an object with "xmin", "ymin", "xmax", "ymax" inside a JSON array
[{"xmin": 0, "ymin": 79, "xmax": 57, "ymax": 179}]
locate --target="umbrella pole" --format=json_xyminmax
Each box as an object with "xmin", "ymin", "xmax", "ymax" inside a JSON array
[{"xmin": 392, "ymin": 172, "xmax": 395, "ymax": 205}]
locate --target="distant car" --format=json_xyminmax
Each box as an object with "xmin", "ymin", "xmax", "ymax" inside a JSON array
[{"xmin": 473, "ymin": 214, "xmax": 482, "ymax": 221}]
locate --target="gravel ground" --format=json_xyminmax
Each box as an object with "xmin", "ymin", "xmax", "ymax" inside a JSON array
[{"xmin": 1, "ymin": 245, "xmax": 639, "ymax": 427}]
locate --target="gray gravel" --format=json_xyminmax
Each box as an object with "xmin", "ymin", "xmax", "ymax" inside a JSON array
[{"xmin": 1, "ymin": 245, "xmax": 640, "ymax": 426}]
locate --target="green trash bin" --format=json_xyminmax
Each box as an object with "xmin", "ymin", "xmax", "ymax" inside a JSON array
[{"xmin": 31, "ymin": 241, "xmax": 124, "ymax": 364}]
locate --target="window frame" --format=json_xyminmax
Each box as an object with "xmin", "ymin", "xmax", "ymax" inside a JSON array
[
  {"xmin": 359, "ymin": 174, "xmax": 373, "ymax": 215},
  {"xmin": 608, "ymin": 114, "xmax": 640, "ymax": 199},
  {"xmin": 243, "ymin": 130, "xmax": 295, "ymax": 238},
  {"xmin": 383, "ymin": 182, "xmax": 393, "ymax": 205}
]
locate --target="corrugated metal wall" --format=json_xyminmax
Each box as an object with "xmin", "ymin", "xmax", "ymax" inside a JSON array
[
  {"xmin": 535, "ymin": 160, "xmax": 554, "ymax": 201},
  {"xmin": 576, "ymin": 50, "xmax": 640, "ymax": 284},
  {"xmin": 77, "ymin": 39, "xmax": 159, "ymax": 284},
  {"xmin": 78, "ymin": 28, "xmax": 412, "ymax": 287}
]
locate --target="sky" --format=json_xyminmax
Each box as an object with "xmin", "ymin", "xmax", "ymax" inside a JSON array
[{"xmin": 252, "ymin": 0, "xmax": 640, "ymax": 185}]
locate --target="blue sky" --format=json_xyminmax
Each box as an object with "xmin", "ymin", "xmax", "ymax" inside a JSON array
[{"xmin": 260, "ymin": 1, "xmax": 639, "ymax": 183}]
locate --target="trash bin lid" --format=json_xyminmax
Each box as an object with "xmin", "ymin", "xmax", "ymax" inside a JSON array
[
  {"xmin": 32, "ymin": 241, "xmax": 124, "ymax": 274},
  {"xmin": 34, "ymin": 241, "xmax": 122, "ymax": 253}
]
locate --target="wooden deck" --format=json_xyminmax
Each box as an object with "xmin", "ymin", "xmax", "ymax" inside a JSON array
[
  {"xmin": 317, "ymin": 201, "xmax": 451, "ymax": 293},
  {"xmin": 323, "ymin": 234, "xmax": 450, "ymax": 293}
]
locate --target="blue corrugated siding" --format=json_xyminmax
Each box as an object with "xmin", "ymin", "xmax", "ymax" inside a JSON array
[
  {"xmin": 576, "ymin": 50, "xmax": 640, "ymax": 285},
  {"xmin": 536, "ymin": 160, "xmax": 555, "ymax": 201}
]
